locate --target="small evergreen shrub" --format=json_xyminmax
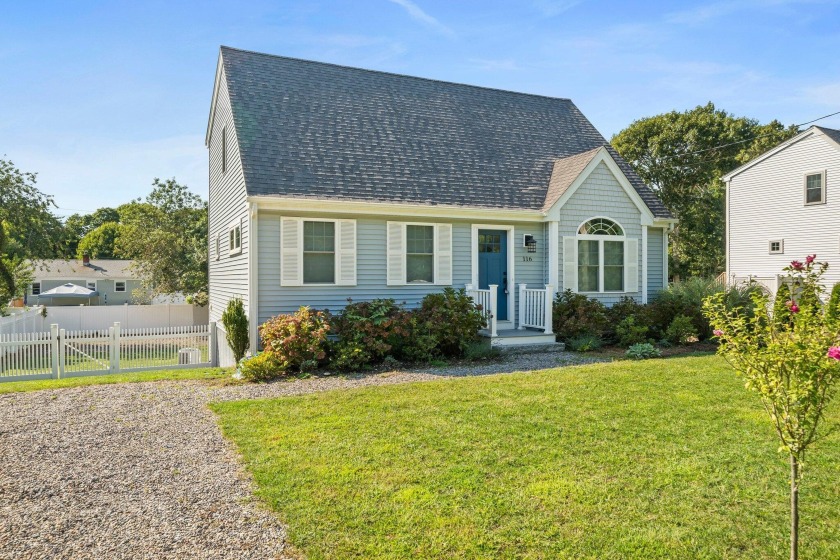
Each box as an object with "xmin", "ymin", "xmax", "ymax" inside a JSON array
[
  {"xmin": 260, "ymin": 306, "xmax": 330, "ymax": 373},
  {"xmin": 238, "ymin": 352, "xmax": 283, "ymax": 382},
  {"xmin": 626, "ymin": 343, "xmax": 662, "ymax": 360},
  {"xmin": 552, "ymin": 289, "xmax": 609, "ymax": 342},
  {"xmin": 566, "ymin": 333, "xmax": 602, "ymax": 352},
  {"xmin": 664, "ymin": 314, "xmax": 698, "ymax": 345},
  {"xmin": 330, "ymin": 299, "xmax": 411, "ymax": 371},
  {"xmin": 221, "ymin": 298, "xmax": 249, "ymax": 363},
  {"xmin": 615, "ymin": 316, "xmax": 650, "ymax": 347},
  {"xmin": 463, "ymin": 341, "xmax": 501, "ymax": 362}
]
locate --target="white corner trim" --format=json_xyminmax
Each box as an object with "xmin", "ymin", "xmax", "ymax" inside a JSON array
[
  {"xmin": 471, "ymin": 224, "xmax": 516, "ymax": 322},
  {"xmin": 544, "ymin": 147, "xmax": 656, "ymax": 226},
  {"xmin": 641, "ymin": 226, "xmax": 648, "ymax": 304},
  {"xmin": 205, "ymin": 51, "xmax": 225, "ymax": 147},
  {"xmin": 248, "ymin": 202, "xmax": 259, "ymax": 351}
]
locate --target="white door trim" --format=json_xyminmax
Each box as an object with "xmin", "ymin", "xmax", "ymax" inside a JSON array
[{"xmin": 471, "ymin": 224, "xmax": 516, "ymax": 324}]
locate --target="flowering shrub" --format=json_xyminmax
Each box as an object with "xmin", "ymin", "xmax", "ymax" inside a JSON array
[
  {"xmin": 260, "ymin": 306, "xmax": 330, "ymax": 373},
  {"xmin": 330, "ymin": 299, "xmax": 412, "ymax": 371},
  {"xmin": 410, "ymin": 288, "xmax": 487, "ymax": 359},
  {"xmin": 703, "ymin": 255, "xmax": 840, "ymax": 558}
]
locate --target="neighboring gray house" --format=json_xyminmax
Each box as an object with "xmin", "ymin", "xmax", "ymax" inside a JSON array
[
  {"xmin": 206, "ymin": 47, "xmax": 675, "ymax": 353},
  {"xmin": 723, "ymin": 126, "xmax": 840, "ymax": 294},
  {"xmin": 27, "ymin": 256, "xmax": 147, "ymax": 306}
]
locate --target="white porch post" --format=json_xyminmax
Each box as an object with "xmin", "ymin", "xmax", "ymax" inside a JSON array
[
  {"xmin": 548, "ymin": 221, "xmax": 559, "ymax": 288},
  {"xmin": 544, "ymin": 285, "xmax": 554, "ymax": 335},
  {"xmin": 488, "ymin": 284, "xmax": 498, "ymax": 337},
  {"xmin": 518, "ymin": 283, "xmax": 526, "ymax": 330}
]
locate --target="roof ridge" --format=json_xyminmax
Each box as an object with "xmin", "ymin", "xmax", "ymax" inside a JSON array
[{"xmin": 219, "ymin": 45, "xmax": 574, "ymax": 104}]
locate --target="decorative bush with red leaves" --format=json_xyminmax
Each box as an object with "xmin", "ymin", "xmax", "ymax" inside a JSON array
[{"xmin": 259, "ymin": 306, "xmax": 330, "ymax": 373}]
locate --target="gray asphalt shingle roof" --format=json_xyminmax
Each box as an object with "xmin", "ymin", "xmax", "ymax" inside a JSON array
[
  {"xmin": 817, "ymin": 126, "xmax": 840, "ymax": 146},
  {"xmin": 220, "ymin": 46, "xmax": 672, "ymax": 219}
]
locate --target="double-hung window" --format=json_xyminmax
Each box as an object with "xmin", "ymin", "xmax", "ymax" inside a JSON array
[
  {"xmin": 115, "ymin": 281, "xmax": 126, "ymax": 292},
  {"xmin": 406, "ymin": 225, "xmax": 434, "ymax": 283},
  {"xmin": 303, "ymin": 221, "xmax": 336, "ymax": 284},
  {"xmin": 564, "ymin": 217, "xmax": 638, "ymax": 294},
  {"xmin": 87, "ymin": 281, "xmax": 97, "ymax": 291},
  {"xmin": 228, "ymin": 220, "xmax": 242, "ymax": 256},
  {"xmin": 32, "ymin": 282, "xmax": 41, "ymax": 295},
  {"xmin": 805, "ymin": 171, "xmax": 826, "ymax": 205}
]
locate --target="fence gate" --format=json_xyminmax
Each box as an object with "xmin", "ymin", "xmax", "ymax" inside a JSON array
[{"xmin": 60, "ymin": 327, "xmax": 115, "ymax": 378}]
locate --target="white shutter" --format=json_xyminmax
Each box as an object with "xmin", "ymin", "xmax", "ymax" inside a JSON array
[
  {"xmin": 434, "ymin": 224, "xmax": 452, "ymax": 285},
  {"xmin": 624, "ymin": 238, "xmax": 639, "ymax": 293},
  {"xmin": 335, "ymin": 220, "xmax": 357, "ymax": 286},
  {"xmin": 386, "ymin": 222, "xmax": 406, "ymax": 286},
  {"xmin": 280, "ymin": 217, "xmax": 302, "ymax": 287},
  {"xmin": 563, "ymin": 236, "xmax": 577, "ymax": 293}
]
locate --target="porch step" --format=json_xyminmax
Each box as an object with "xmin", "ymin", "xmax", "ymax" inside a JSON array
[{"xmin": 481, "ymin": 328, "xmax": 560, "ymax": 348}]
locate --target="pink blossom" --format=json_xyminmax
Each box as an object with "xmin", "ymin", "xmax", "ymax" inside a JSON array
[
  {"xmin": 790, "ymin": 260, "xmax": 804, "ymax": 271},
  {"xmin": 806, "ymin": 254, "xmax": 816, "ymax": 264},
  {"xmin": 828, "ymin": 347, "xmax": 840, "ymax": 361},
  {"xmin": 713, "ymin": 329, "xmax": 724, "ymax": 337},
  {"xmin": 786, "ymin": 300, "xmax": 800, "ymax": 313}
]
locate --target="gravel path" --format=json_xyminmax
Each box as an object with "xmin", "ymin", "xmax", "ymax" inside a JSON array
[{"xmin": 0, "ymin": 349, "xmax": 598, "ymax": 559}]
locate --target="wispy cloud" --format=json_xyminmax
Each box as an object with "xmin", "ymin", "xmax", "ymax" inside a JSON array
[
  {"xmin": 386, "ymin": 0, "xmax": 455, "ymax": 37},
  {"xmin": 533, "ymin": 0, "xmax": 583, "ymax": 17},
  {"xmin": 665, "ymin": 0, "xmax": 839, "ymax": 24}
]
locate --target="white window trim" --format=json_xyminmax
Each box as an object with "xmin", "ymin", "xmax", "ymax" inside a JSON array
[
  {"xmin": 574, "ymin": 217, "xmax": 631, "ymax": 294},
  {"xmin": 87, "ymin": 281, "xmax": 97, "ymax": 291},
  {"xmin": 470, "ymin": 224, "xmax": 515, "ymax": 322},
  {"xmin": 228, "ymin": 219, "xmax": 242, "ymax": 256},
  {"xmin": 32, "ymin": 282, "xmax": 41, "ymax": 295},
  {"xmin": 115, "ymin": 281, "xmax": 127, "ymax": 293},
  {"xmin": 403, "ymin": 221, "xmax": 438, "ymax": 285},
  {"xmin": 301, "ymin": 217, "xmax": 339, "ymax": 286},
  {"xmin": 804, "ymin": 170, "xmax": 826, "ymax": 206},
  {"xmin": 769, "ymin": 239, "xmax": 784, "ymax": 254}
]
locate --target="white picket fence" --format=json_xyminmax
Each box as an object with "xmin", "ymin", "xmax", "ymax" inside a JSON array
[
  {"xmin": 518, "ymin": 284, "xmax": 554, "ymax": 334},
  {"xmin": 0, "ymin": 322, "xmax": 217, "ymax": 382}
]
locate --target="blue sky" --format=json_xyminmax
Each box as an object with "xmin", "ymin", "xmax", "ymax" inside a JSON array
[{"xmin": 2, "ymin": 0, "xmax": 839, "ymax": 217}]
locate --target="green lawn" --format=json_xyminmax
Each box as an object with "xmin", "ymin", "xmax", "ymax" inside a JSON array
[
  {"xmin": 212, "ymin": 355, "xmax": 840, "ymax": 559},
  {"xmin": 0, "ymin": 367, "xmax": 229, "ymax": 394}
]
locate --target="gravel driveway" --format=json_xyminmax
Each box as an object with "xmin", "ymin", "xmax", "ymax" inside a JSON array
[{"xmin": 0, "ymin": 349, "xmax": 597, "ymax": 559}]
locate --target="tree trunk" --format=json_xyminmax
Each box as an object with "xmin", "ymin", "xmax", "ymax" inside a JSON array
[{"xmin": 790, "ymin": 455, "xmax": 800, "ymax": 560}]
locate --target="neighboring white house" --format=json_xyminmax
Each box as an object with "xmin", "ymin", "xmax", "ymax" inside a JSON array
[
  {"xmin": 26, "ymin": 256, "xmax": 149, "ymax": 306},
  {"xmin": 206, "ymin": 47, "xmax": 675, "ymax": 359},
  {"xmin": 723, "ymin": 125, "xmax": 840, "ymax": 294}
]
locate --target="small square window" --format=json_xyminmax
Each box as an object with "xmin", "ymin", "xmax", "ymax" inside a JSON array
[
  {"xmin": 32, "ymin": 282, "xmax": 41, "ymax": 295},
  {"xmin": 805, "ymin": 172, "xmax": 825, "ymax": 205},
  {"xmin": 769, "ymin": 240, "xmax": 784, "ymax": 254},
  {"xmin": 115, "ymin": 281, "xmax": 126, "ymax": 293}
]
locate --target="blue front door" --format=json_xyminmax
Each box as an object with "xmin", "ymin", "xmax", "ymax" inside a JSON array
[{"xmin": 478, "ymin": 230, "xmax": 508, "ymax": 320}]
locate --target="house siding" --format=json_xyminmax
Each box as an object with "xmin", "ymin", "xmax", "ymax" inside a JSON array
[
  {"xmin": 647, "ymin": 227, "xmax": 665, "ymax": 300},
  {"xmin": 257, "ymin": 211, "xmax": 549, "ymax": 323},
  {"xmin": 728, "ymin": 132, "xmax": 840, "ymax": 291},
  {"xmin": 208, "ymin": 67, "xmax": 250, "ymax": 326},
  {"xmin": 30, "ymin": 279, "xmax": 146, "ymax": 306},
  {"xmin": 557, "ymin": 161, "xmax": 646, "ymax": 306}
]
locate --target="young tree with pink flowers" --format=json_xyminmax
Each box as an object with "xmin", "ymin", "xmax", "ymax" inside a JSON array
[{"xmin": 704, "ymin": 255, "xmax": 840, "ymax": 560}]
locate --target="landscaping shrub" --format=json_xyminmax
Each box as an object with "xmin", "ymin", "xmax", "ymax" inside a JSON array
[
  {"xmin": 238, "ymin": 352, "xmax": 283, "ymax": 382},
  {"xmin": 463, "ymin": 340, "xmax": 501, "ymax": 362},
  {"xmin": 221, "ymin": 298, "xmax": 249, "ymax": 363},
  {"xmin": 773, "ymin": 282, "xmax": 794, "ymax": 328},
  {"xmin": 615, "ymin": 316, "xmax": 650, "ymax": 347},
  {"xmin": 826, "ymin": 282, "xmax": 840, "ymax": 321},
  {"xmin": 552, "ymin": 289, "xmax": 609, "ymax": 342},
  {"xmin": 260, "ymin": 306, "xmax": 330, "ymax": 373},
  {"xmin": 410, "ymin": 288, "xmax": 486, "ymax": 359},
  {"xmin": 566, "ymin": 333, "xmax": 602, "ymax": 352},
  {"xmin": 664, "ymin": 314, "xmax": 698, "ymax": 345},
  {"xmin": 329, "ymin": 299, "xmax": 411, "ymax": 371},
  {"xmin": 625, "ymin": 342, "xmax": 662, "ymax": 360}
]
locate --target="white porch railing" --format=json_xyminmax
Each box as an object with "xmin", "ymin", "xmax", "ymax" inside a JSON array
[
  {"xmin": 0, "ymin": 322, "xmax": 217, "ymax": 382},
  {"xmin": 466, "ymin": 284, "xmax": 498, "ymax": 337},
  {"xmin": 518, "ymin": 284, "xmax": 554, "ymax": 334}
]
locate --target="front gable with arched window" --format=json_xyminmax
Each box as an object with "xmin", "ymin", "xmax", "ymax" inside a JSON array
[{"xmin": 563, "ymin": 217, "xmax": 639, "ymax": 294}]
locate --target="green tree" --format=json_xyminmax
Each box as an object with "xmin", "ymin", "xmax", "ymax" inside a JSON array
[
  {"xmin": 64, "ymin": 207, "xmax": 120, "ymax": 256},
  {"xmin": 612, "ymin": 103, "xmax": 798, "ymax": 279},
  {"xmin": 0, "ymin": 159, "xmax": 64, "ymax": 303},
  {"xmin": 77, "ymin": 222, "xmax": 124, "ymax": 259},
  {"xmin": 704, "ymin": 256, "xmax": 840, "ymax": 560},
  {"xmin": 115, "ymin": 178, "xmax": 207, "ymax": 301}
]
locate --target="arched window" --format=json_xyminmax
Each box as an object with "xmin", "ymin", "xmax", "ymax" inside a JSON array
[
  {"xmin": 577, "ymin": 217, "xmax": 626, "ymax": 293},
  {"xmin": 578, "ymin": 218, "xmax": 624, "ymax": 236}
]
